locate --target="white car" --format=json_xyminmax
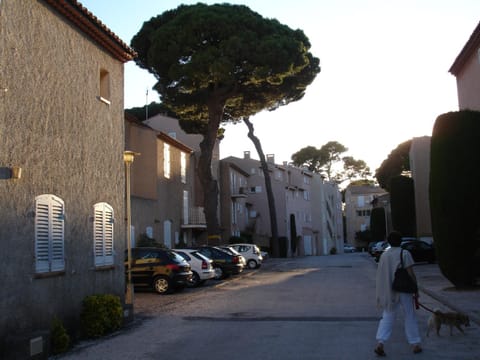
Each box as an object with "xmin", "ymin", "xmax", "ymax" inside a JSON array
[
  {"xmin": 174, "ymin": 249, "xmax": 216, "ymax": 287},
  {"xmin": 230, "ymin": 243, "xmax": 263, "ymax": 269}
]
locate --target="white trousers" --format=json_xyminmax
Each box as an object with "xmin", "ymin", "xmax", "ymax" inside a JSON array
[{"xmin": 376, "ymin": 293, "xmax": 421, "ymax": 345}]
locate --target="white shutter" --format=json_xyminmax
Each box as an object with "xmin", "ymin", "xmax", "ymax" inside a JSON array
[
  {"xmin": 35, "ymin": 195, "xmax": 65, "ymax": 273},
  {"xmin": 35, "ymin": 201, "xmax": 50, "ymax": 272},
  {"xmin": 94, "ymin": 203, "xmax": 114, "ymax": 266}
]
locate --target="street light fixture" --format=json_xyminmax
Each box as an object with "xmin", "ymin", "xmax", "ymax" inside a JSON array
[{"xmin": 124, "ymin": 150, "xmax": 140, "ymax": 306}]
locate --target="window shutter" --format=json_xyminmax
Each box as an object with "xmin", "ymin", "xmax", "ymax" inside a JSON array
[
  {"xmin": 35, "ymin": 201, "xmax": 50, "ymax": 273},
  {"xmin": 94, "ymin": 203, "xmax": 114, "ymax": 266},
  {"xmin": 35, "ymin": 195, "xmax": 65, "ymax": 273}
]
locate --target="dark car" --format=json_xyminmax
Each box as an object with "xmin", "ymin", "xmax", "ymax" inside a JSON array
[
  {"xmin": 401, "ymin": 240, "xmax": 436, "ymax": 263},
  {"xmin": 194, "ymin": 246, "xmax": 244, "ymax": 279},
  {"xmin": 125, "ymin": 247, "xmax": 192, "ymax": 294}
]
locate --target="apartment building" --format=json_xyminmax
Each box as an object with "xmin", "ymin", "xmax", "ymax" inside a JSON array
[
  {"xmin": 0, "ymin": 1, "xmax": 135, "ymax": 357},
  {"xmin": 344, "ymin": 185, "xmax": 387, "ymax": 248},
  {"xmin": 449, "ymin": 21, "xmax": 480, "ymax": 110}
]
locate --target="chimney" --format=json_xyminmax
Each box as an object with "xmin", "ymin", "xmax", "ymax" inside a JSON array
[
  {"xmin": 266, "ymin": 154, "xmax": 275, "ymax": 164},
  {"xmin": 244, "ymin": 151, "xmax": 250, "ymax": 159}
]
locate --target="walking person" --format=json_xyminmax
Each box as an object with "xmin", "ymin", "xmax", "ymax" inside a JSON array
[{"xmin": 374, "ymin": 231, "xmax": 422, "ymax": 356}]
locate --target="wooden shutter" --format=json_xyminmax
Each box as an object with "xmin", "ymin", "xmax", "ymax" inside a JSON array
[
  {"xmin": 35, "ymin": 194, "xmax": 65, "ymax": 273},
  {"xmin": 94, "ymin": 203, "xmax": 114, "ymax": 266}
]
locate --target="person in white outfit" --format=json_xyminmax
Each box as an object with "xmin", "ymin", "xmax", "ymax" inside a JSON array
[{"xmin": 374, "ymin": 231, "xmax": 422, "ymax": 356}]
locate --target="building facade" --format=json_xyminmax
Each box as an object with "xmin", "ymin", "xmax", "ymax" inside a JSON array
[
  {"xmin": 344, "ymin": 185, "xmax": 387, "ymax": 248},
  {"xmin": 221, "ymin": 152, "xmax": 343, "ymax": 256},
  {"xmin": 0, "ymin": 1, "xmax": 135, "ymax": 357},
  {"xmin": 449, "ymin": 21, "xmax": 480, "ymax": 111}
]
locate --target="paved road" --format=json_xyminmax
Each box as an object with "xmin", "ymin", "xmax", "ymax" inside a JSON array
[{"xmin": 58, "ymin": 253, "xmax": 479, "ymax": 360}]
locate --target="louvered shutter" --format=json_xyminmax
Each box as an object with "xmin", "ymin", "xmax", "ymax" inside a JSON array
[
  {"xmin": 35, "ymin": 195, "xmax": 65, "ymax": 273},
  {"xmin": 94, "ymin": 203, "xmax": 114, "ymax": 266}
]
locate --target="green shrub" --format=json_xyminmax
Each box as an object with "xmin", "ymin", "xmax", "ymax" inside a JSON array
[
  {"xmin": 329, "ymin": 247, "xmax": 337, "ymax": 255},
  {"xmin": 50, "ymin": 317, "xmax": 70, "ymax": 355},
  {"xmin": 80, "ymin": 294, "xmax": 123, "ymax": 339},
  {"xmin": 370, "ymin": 207, "xmax": 386, "ymax": 242},
  {"xmin": 390, "ymin": 175, "xmax": 416, "ymax": 237}
]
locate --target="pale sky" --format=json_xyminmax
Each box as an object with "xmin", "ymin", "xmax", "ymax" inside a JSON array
[{"xmin": 80, "ymin": 0, "xmax": 479, "ymax": 172}]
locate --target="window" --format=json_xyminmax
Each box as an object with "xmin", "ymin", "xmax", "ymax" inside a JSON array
[
  {"xmin": 356, "ymin": 209, "xmax": 371, "ymax": 217},
  {"xmin": 303, "ymin": 190, "xmax": 310, "ymax": 201},
  {"xmin": 99, "ymin": 69, "xmax": 110, "ymax": 104},
  {"xmin": 35, "ymin": 194, "xmax": 65, "ymax": 273},
  {"xmin": 164, "ymin": 143, "xmax": 170, "ymax": 179},
  {"xmin": 250, "ymin": 186, "xmax": 262, "ymax": 193},
  {"xmin": 93, "ymin": 202, "xmax": 114, "ymax": 267},
  {"xmin": 180, "ymin": 152, "xmax": 186, "ymax": 184}
]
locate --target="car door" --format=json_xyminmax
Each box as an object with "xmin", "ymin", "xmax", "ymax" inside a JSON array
[{"xmin": 131, "ymin": 249, "xmax": 162, "ymax": 285}]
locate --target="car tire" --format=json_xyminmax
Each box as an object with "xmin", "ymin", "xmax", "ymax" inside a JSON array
[
  {"xmin": 188, "ymin": 272, "xmax": 201, "ymax": 288},
  {"xmin": 153, "ymin": 275, "xmax": 172, "ymax": 294},
  {"xmin": 214, "ymin": 266, "xmax": 224, "ymax": 280},
  {"xmin": 247, "ymin": 259, "xmax": 257, "ymax": 269}
]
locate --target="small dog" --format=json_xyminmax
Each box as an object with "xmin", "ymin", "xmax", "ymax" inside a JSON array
[{"xmin": 426, "ymin": 309, "xmax": 470, "ymax": 336}]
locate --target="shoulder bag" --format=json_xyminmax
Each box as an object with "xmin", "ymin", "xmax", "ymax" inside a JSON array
[{"xmin": 392, "ymin": 249, "xmax": 418, "ymax": 293}]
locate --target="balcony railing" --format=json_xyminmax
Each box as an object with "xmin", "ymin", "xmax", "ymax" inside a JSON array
[{"xmin": 181, "ymin": 206, "xmax": 207, "ymax": 228}]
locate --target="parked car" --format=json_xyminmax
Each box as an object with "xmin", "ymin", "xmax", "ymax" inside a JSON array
[
  {"xmin": 126, "ymin": 247, "xmax": 192, "ymax": 294},
  {"xmin": 174, "ymin": 249, "xmax": 216, "ymax": 287},
  {"xmin": 230, "ymin": 243, "xmax": 263, "ymax": 269},
  {"xmin": 343, "ymin": 244, "xmax": 357, "ymax": 253},
  {"xmin": 371, "ymin": 241, "xmax": 389, "ymax": 261},
  {"xmin": 401, "ymin": 240, "xmax": 436, "ymax": 263},
  {"xmin": 194, "ymin": 246, "xmax": 244, "ymax": 280},
  {"xmin": 220, "ymin": 245, "xmax": 247, "ymax": 267}
]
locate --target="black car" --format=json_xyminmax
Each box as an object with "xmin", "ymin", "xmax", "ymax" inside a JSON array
[
  {"xmin": 401, "ymin": 240, "xmax": 436, "ymax": 263},
  {"xmin": 193, "ymin": 246, "xmax": 244, "ymax": 279},
  {"xmin": 125, "ymin": 247, "xmax": 192, "ymax": 294}
]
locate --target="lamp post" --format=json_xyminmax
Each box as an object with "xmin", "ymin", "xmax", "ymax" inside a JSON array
[{"xmin": 124, "ymin": 150, "xmax": 139, "ymax": 305}]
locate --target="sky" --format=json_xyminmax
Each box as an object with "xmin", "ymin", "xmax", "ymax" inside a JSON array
[{"xmin": 80, "ymin": 0, "xmax": 479, "ymax": 172}]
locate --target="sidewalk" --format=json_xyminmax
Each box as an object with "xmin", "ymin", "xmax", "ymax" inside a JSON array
[{"xmin": 413, "ymin": 262, "xmax": 480, "ymax": 326}]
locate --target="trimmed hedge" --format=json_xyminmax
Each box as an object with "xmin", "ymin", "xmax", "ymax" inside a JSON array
[
  {"xmin": 430, "ymin": 110, "xmax": 480, "ymax": 287},
  {"xmin": 370, "ymin": 207, "xmax": 386, "ymax": 242},
  {"xmin": 390, "ymin": 175, "xmax": 416, "ymax": 237}
]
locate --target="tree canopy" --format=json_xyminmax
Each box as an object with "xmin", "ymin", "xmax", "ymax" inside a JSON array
[
  {"xmin": 131, "ymin": 3, "xmax": 320, "ymax": 238},
  {"xmin": 375, "ymin": 140, "xmax": 411, "ymax": 191},
  {"xmin": 291, "ymin": 141, "xmax": 370, "ymax": 183}
]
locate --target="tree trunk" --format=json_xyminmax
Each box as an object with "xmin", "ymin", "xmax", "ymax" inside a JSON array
[
  {"xmin": 198, "ymin": 99, "xmax": 223, "ymax": 243},
  {"xmin": 243, "ymin": 117, "xmax": 279, "ymax": 257}
]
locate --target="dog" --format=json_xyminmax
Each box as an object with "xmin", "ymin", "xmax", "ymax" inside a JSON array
[{"xmin": 426, "ymin": 309, "xmax": 470, "ymax": 336}]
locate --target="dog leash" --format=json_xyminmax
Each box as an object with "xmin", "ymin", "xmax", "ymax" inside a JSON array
[{"xmin": 415, "ymin": 295, "xmax": 436, "ymax": 313}]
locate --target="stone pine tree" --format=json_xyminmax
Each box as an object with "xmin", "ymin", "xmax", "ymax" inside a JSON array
[{"xmin": 131, "ymin": 3, "xmax": 320, "ymax": 243}]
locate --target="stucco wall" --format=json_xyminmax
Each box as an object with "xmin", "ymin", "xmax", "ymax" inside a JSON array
[
  {"xmin": 0, "ymin": 0, "xmax": 126, "ymax": 354},
  {"xmin": 456, "ymin": 49, "xmax": 480, "ymax": 111}
]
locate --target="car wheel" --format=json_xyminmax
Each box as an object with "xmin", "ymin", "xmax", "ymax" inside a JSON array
[
  {"xmin": 214, "ymin": 266, "xmax": 224, "ymax": 280},
  {"xmin": 187, "ymin": 272, "xmax": 201, "ymax": 288},
  {"xmin": 153, "ymin": 276, "xmax": 172, "ymax": 294},
  {"xmin": 247, "ymin": 259, "xmax": 257, "ymax": 269}
]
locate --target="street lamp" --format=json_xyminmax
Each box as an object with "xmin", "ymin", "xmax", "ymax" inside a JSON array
[{"xmin": 124, "ymin": 150, "xmax": 140, "ymax": 306}]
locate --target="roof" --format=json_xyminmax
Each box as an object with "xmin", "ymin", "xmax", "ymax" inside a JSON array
[
  {"xmin": 42, "ymin": 0, "xmax": 137, "ymax": 62},
  {"xmin": 157, "ymin": 132, "xmax": 194, "ymax": 154},
  {"xmin": 449, "ymin": 21, "xmax": 480, "ymax": 76}
]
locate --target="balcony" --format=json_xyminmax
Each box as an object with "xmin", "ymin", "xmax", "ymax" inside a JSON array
[
  {"xmin": 181, "ymin": 206, "xmax": 207, "ymax": 229},
  {"xmin": 231, "ymin": 187, "xmax": 248, "ymax": 199}
]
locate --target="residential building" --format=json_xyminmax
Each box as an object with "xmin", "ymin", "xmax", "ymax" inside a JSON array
[
  {"xmin": 344, "ymin": 185, "xmax": 387, "ymax": 248},
  {"xmin": 143, "ymin": 113, "xmax": 220, "ymax": 244},
  {"xmin": 221, "ymin": 152, "xmax": 343, "ymax": 256},
  {"xmin": 125, "ymin": 116, "xmax": 206, "ymax": 248},
  {"xmin": 219, "ymin": 161, "xmax": 250, "ymax": 241},
  {"xmin": 0, "ymin": 1, "xmax": 135, "ymax": 358},
  {"xmin": 449, "ymin": 21, "xmax": 480, "ymax": 110},
  {"xmin": 410, "ymin": 136, "xmax": 433, "ymax": 243}
]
